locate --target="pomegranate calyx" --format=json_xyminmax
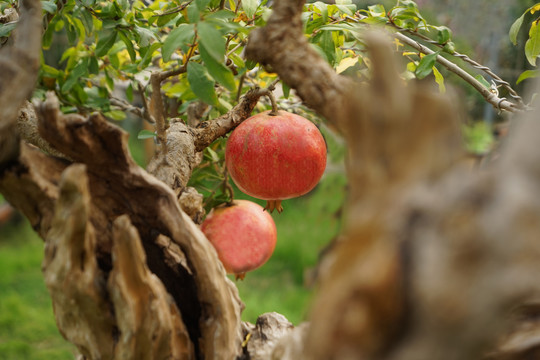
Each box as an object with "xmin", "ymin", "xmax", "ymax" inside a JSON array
[
  {"xmin": 235, "ymin": 272, "xmax": 246, "ymax": 281},
  {"xmin": 264, "ymin": 199, "xmax": 283, "ymax": 213}
]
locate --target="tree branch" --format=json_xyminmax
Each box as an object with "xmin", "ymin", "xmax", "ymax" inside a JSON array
[
  {"xmin": 0, "ymin": 0, "xmax": 41, "ymax": 166},
  {"xmin": 393, "ymin": 32, "xmax": 520, "ymax": 113},
  {"xmin": 192, "ymin": 86, "xmax": 275, "ymax": 152}
]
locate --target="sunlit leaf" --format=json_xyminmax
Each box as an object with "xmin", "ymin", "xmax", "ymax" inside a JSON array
[
  {"xmin": 509, "ymin": 12, "xmax": 525, "ymax": 45},
  {"xmin": 415, "ymin": 52, "xmax": 438, "ymax": 79},
  {"xmin": 104, "ymin": 110, "xmax": 127, "ymax": 121},
  {"xmin": 525, "ymin": 21, "xmax": 540, "ymax": 66},
  {"xmin": 242, "ymin": 0, "xmax": 259, "ymax": 18},
  {"xmin": 368, "ymin": 4, "xmax": 385, "ymax": 17},
  {"xmin": 187, "ymin": 62, "xmax": 219, "ymax": 106},
  {"xmin": 313, "ymin": 1, "xmax": 328, "ymax": 23},
  {"xmin": 516, "ymin": 69, "xmax": 540, "ymax": 84},
  {"xmin": 137, "ymin": 129, "xmax": 157, "ymax": 139},
  {"xmin": 61, "ymin": 61, "xmax": 87, "ymax": 93},
  {"xmin": 41, "ymin": 1, "xmax": 57, "ymax": 14},
  {"xmin": 336, "ymin": 57, "xmax": 358, "ymax": 74},
  {"xmin": 432, "ymin": 66, "xmax": 446, "ymax": 93}
]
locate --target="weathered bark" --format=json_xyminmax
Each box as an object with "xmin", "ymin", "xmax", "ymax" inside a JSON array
[
  {"xmin": 247, "ymin": 1, "xmax": 540, "ymax": 359},
  {"xmin": 35, "ymin": 93, "xmax": 245, "ymax": 359},
  {"xmin": 0, "ymin": 0, "xmax": 41, "ymax": 166}
]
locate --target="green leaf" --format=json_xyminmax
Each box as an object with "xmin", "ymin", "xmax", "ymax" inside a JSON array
[
  {"xmin": 95, "ymin": 30, "xmax": 118, "ymax": 57},
  {"xmin": 138, "ymin": 129, "xmax": 157, "ymax": 139},
  {"xmin": 245, "ymin": 59, "xmax": 257, "ymax": 70},
  {"xmin": 196, "ymin": 0, "xmax": 212, "ymax": 10},
  {"xmin": 119, "ymin": 31, "xmax": 137, "ymax": 62},
  {"xmin": 187, "ymin": 62, "xmax": 219, "ymax": 106},
  {"xmin": 509, "ymin": 12, "xmax": 525, "ymax": 45},
  {"xmin": 80, "ymin": 10, "xmax": 94, "ymax": 34},
  {"xmin": 104, "ymin": 110, "xmax": 126, "ymax": 121},
  {"xmin": 432, "ymin": 66, "xmax": 446, "ymax": 93},
  {"xmin": 162, "ymin": 24, "xmax": 195, "ymax": 62},
  {"xmin": 41, "ymin": 63, "xmax": 61, "ymax": 77},
  {"xmin": 242, "ymin": 0, "xmax": 259, "ymax": 18},
  {"xmin": 282, "ymin": 83, "xmax": 290, "ymax": 99},
  {"xmin": 187, "ymin": 4, "xmax": 200, "ymax": 23},
  {"xmin": 197, "ymin": 21, "xmax": 226, "ymax": 62},
  {"xmin": 313, "ymin": 2, "xmax": 328, "ymax": 23},
  {"xmin": 126, "ymin": 83, "xmax": 134, "ymax": 102},
  {"xmin": 526, "ymin": 21, "xmax": 540, "ymax": 66},
  {"xmin": 41, "ymin": 1, "xmax": 57, "ymax": 13},
  {"xmin": 320, "ymin": 30, "xmax": 336, "ymax": 65},
  {"xmin": 415, "ymin": 52, "xmax": 438, "ymax": 79},
  {"xmin": 336, "ymin": 5, "xmax": 355, "ymax": 16},
  {"xmin": 199, "ymin": 43, "xmax": 236, "ymax": 91},
  {"xmin": 89, "ymin": 57, "xmax": 99, "ymax": 75},
  {"xmin": 516, "ymin": 69, "xmax": 540, "ymax": 84},
  {"xmin": 134, "ymin": 26, "xmax": 156, "ymax": 48},
  {"xmin": 368, "ymin": 4, "xmax": 385, "ymax": 17},
  {"xmin": 61, "ymin": 61, "xmax": 87, "ymax": 93},
  {"xmin": 156, "ymin": 12, "xmax": 180, "ymax": 27},
  {"xmin": 0, "ymin": 23, "xmax": 16, "ymax": 38},
  {"xmin": 435, "ymin": 26, "xmax": 452, "ymax": 44}
]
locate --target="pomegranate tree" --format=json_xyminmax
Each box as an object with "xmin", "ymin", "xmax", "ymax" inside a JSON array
[
  {"xmin": 225, "ymin": 110, "xmax": 327, "ymax": 212},
  {"xmin": 201, "ymin": 200, "xmax": 277, "ymax": 279}
]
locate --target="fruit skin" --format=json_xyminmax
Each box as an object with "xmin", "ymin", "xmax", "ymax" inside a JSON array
[
  {"xmin": 225, "ymin": 110, "xmax": 327, "ymax": 202},
  {"xmin": 201, "ymin": 200, "xmax": 277, "ymax": 276}
]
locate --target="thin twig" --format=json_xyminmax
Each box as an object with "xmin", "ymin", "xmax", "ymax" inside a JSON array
[
  {"xmin": 393, "ymin": 32, "xmax": 520, "ymax": 113},
  {"xmin": 346, "ymin": 14, "xmax": 526, "ymax": 112},
  {"xmin": 110, "ymin": 96, "xmax": 155, "ymax": 123},
  {"xmin": 386, "ymin": 21, "xmax": 526, "ymax": 108},
  {"xmin": 193, "ymin": 84, "xmax": 279, "ymax": 152},
  {"xmin": 149, "ymin": 71, "xmax": 168, "ymax": 154},
  {"xmin": 158, "ymin": 0, "xmax": 194, "ymax": 17}
]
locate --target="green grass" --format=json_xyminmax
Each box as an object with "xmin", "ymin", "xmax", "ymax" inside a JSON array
[
  {"xmin": 0, "ymin": 171, "xmax": 346, "ymax": 358},
  {"xmin": 233, "ymin": 172, "xmax": 347, "ymax": 324},
  {"xmin": 0, "ymin": 222, "xmax": 76, "ymax": 360}
]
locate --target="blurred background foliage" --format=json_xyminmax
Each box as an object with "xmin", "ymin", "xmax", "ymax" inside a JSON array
[{"xmin": 0, "ymin": 0, "xmax": 537, "ymax": 358}]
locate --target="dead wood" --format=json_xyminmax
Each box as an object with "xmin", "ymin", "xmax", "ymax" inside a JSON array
[
  {"xmin": 34, "ymin": 92, "xmax": 245, "ymax": 359},
  {"xmin": 246, "ymin": 1, "xmax": 540, "ymax": 359}
]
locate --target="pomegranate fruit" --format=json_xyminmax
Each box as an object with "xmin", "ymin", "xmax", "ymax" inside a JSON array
[
  {"xmin": 225, "ymin": 110, "xmax": 327, "ymax": 212},
  {"xmin": 201, "ymin": 200, "xmax": 277, "ymax": 279}
]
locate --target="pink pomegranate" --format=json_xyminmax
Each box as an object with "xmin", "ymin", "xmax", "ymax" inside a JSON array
[
  {"xmin": 201, "ymin": 200, "xmax": 277, "ymax": 279},
  {"xmin": 225, "ymin": 110, "xmax": 327, "ymax": 212}
]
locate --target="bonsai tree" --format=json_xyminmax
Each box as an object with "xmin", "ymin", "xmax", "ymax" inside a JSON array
[{"xmin": 1, "ymin": 0, "xmax": 540, "ymax": 358}]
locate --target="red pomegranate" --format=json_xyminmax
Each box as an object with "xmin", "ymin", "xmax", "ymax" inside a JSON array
[
  {"xmin": 201, "ymin": 200, "xmax": 277, "ymax": 279},
  {"xmin": 225, "ymin": 110, "xmax": 327, "ymax": 212}
]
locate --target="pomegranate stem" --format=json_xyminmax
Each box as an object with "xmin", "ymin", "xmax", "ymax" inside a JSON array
[{"xmin": 266, "ymin": 90, "xmax": 279, "ymax": 116}]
